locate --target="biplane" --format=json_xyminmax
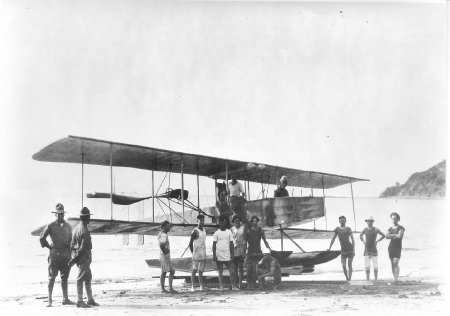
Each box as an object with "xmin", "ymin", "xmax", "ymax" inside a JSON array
[{"xmin": 31, "ymin": 136, "xmax": 368, "ymax": 275}]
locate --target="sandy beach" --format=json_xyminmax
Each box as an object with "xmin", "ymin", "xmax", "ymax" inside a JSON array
[{"xmin": 0, "ymin": 276, "xmax": 446, "ymax": 316}]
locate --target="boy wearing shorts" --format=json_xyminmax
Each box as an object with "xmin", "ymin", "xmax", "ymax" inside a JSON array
[
  {"xmin": 189, "ymin": 214, "xmax": 207, "ymax": 291},
  {"xmin": 360, "ymin": 216, "xmax": 385, "ymax": 280},
  {"xmin": 328, "ymin": 216, "xmax": 355, "ymax": 281}
]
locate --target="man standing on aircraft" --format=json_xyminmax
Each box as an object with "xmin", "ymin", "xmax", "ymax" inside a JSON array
[
  {"xmin": 327, "ymin": 216, "xmax": 355, "ymax": 281},
  {"xmin": 257, "ymin": 248, "xmax": 282, "ymax": 290},
  {"xmin": 231, "ymin": 215, "xmax": 247, "ymax": 289},
  {"xmin": 228, "ymin": 174, "xmax": 247, "ymax": 222},
  {"xmin": 157, "ymin": 220, "xmax": 178, "ymax": 294},
  {"xmin": 69, "ymin": 207, "xmax": 99, "ymax": 308},
  {"xmin": 360, "ymin": 216, "xmax": 385, "ymax": 281},
  {"xmin": 39, "ymin": 203, "xmax": 74, "ymax": 307},
  {"xmin": 189, "ymin": 215, "xmax": 206, "ymax": 292},
  {"xmin": 246, "ymin": 215, "xmax": 271, "ymax": 289},
  {"xmin": 216, "ymin": 190, "xmax": 233, "ymax": 228},
  {"xmin": 213, "ymin": 218, "xmax": 239, "ymax": 291},
  {"xmin": 274, "ymin": 176, "xmax": 289, "ymax": 197}
]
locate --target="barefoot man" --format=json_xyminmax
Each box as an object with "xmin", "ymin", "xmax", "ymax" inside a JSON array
[
  {"xmin": 231, "ymin": 215, "xmax": 247, "ymax": 289},
  {"xmin": 386, "ymin": 212, "xmax": 405, "ymax": 285},
  {"xmin": 189, "ymin": 214, "xmax": 206, "ymax": 292},
  {"xmin": 158, "ymin": 220, "xmax": 178, "ymax": 294},
  {"xmin": 328, "ymin": 216, "xmax": 355, "ymax": 281},
  {"xmin": 360, "ymin": 216, "xmax": 385, "ymax": 281},
  {"xmin": 213, "ymin": 217, "xmax": 239, "ymax": 291},
  {"xmin": 257, "ymin": 248, "xmax": 282, "ymax": 290}
]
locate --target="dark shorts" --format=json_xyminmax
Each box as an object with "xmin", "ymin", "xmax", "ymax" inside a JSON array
[
  {"xmin": 48, "ymin": 249, "xmax": 71, "ymax": 280},
  {"xmin": 233, "ymin": 256, "xmax": 245, "ymax": 265},
  {"xmin": 247, "ymin": 253, "xmax": 262, "ymax": 264},
  {"xmin": 388, "ymin": 245, "xmax": 402, "ymax": 259},
  {"xmin": 340, "ymin": 251, "xmax": 355, "ymax": 263}
]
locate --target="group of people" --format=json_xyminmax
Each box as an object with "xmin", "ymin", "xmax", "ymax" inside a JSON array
[
  {"xmin": 159, "ymin": 213, "xmax": 281, "ymax": 293},
  {"xmin": 39, "ymin": 203, "xmax": 98, "ymax": 308},
  {"xmin": 327, "ymin": 212, "xmax": 405, "ymax": 284}
]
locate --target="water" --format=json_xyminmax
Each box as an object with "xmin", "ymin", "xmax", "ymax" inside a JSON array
[{"xmin": 1, "ymin": 197, "xmax": 446, "ymax": 298}]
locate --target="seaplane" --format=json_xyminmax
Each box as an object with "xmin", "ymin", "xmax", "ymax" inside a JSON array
[{"xmin": 31, "ymin": 135, "xmax": 368, "ymax": 276}]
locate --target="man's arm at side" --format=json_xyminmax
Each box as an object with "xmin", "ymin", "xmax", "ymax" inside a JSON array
[
  {"xmin": 213, "ymin": 241, "xmax": 217, "ymax": 261},
  {"xmin": 261, "ymin": 230, "xmax": 271, "ymax": 250},
  {"xmin": 328, "ymin": 231, "xmax": 337, "ymax": 251},
  {"xmin": 39, "ymin": 225, "xmax": 52, "ymax": 250},
  {"xmin": 229, "ymin": 241, "xmax": 234, "ymax": 259},
  {"xmin": 189, "ymin": 230, "xmax": 198, "ymax": 253}
]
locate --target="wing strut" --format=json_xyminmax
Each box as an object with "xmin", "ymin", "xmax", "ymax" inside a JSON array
[
  {"xmin": 279, "ymin": 225, "xmax": 305, "ymax": 253},
  {"xmin": 350, "ymin": 178, "xmax": 356, "ymax": 232},
  {"xmin": 180, "ymin": 157, "xmax": 184, "ymax": 219},
  {"xmin": 151, "ymin": 168, "xmax": 155, "ymax": 222},
  {"xmin": 110, "ymin": 144, "xmax": 113, "ymax": 220},
  {"xmin": 81, "ymin": 153, "xmax": 84, "ymax": 208},
  {"xmin": 322, "ymin": 175, "xmax": 327, "ymax": 230}
]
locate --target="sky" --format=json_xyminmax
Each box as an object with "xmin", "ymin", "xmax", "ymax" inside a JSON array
[{"xmin": 0, "ymin": 0, "xmax": 447, "ymax": 232}]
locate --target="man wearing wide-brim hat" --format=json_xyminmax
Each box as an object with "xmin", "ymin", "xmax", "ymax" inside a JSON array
[
  {"xmin": 359, "ymin": 216, "xmax": 385, "ymax": 281},
  {"xmin": 69, "ymin": 207, "xmax": 99, "ymax": 308},
  {"xmin": 39, "ymin": 203, "xmax": 75, "ymax": 307}
]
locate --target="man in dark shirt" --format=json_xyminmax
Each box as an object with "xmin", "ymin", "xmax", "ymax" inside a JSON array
[
  {"xmin": 274, "ymin": 176, "xmax": 289, "ymax": 197},
  {"xmin": 69, "ymin": 207, "xmax": 99, "ymax": 308},
  {"xmin": 39, "ymin": 203, "xmax": 74, "ymax": 307},
  {"xmin": 328, "ymin": 216, "xmax": 355, "ymax": 281}
]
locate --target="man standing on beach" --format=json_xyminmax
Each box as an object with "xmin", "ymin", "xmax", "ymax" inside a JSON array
[
  {"xmin": 231, "ymin": 215, "xmax": 247, "ymax": 289},
  {"xmin": 360, "ymin": 216, "xmax": 385, "ymax": 281},
  {"xmin": 213, "ymin": 218, "xmax": 239, "ymax": 291},
  {"xmin": 328, "ymin": 216, "xmax": 355, "ymax": 281},
  {"xmin": 189, "ymin": 215, "xmax": 206, "ymax": 292},
  {"xmin": 39, "ymin": 203, "xmax": 74, "ymax": 307},
  {"xmin": 216, "ymin": 190, "xmax": 233, "ymax": 228},
  {"xmin": 158, "ymin": 220, "xmax": 178, "ymax": 294},
  {"xmin": 69, "ymin": 207, "xmax": 99, "ymax": 308},
  {"xmin": 386, "ymin": 212, "xmax": 405, "ymax": 285}
]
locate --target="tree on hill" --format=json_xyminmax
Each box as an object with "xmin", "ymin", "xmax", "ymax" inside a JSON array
[{"xmin": 380, "ymin": 160, "xmax": 446, "ymax": 198}]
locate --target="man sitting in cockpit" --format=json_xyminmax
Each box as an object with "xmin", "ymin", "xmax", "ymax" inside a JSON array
[{"xmin": 274, "ymin": 176, "xmax": 289, "ymax": 197}]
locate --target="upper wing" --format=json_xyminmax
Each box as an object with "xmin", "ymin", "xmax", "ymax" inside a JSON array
[{"xmin": 32, "ymin": 135, "xmax": 368, "ymax": 189}]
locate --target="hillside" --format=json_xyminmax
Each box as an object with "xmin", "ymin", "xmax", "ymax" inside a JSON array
[{"xmin": 380, "ymin": 160, "xmax": 446, "ymax": 198}]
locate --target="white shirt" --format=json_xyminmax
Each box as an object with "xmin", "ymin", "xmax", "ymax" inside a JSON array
[
  {"xmin": 192, "ymin": 228, "xmax": 206, "ymax": 260},
  {"xmin": 228, "ymin": 181, "xmax": 244, "ymax": 197},
  {"xmin": 213, "ymin": 229, "xmax": 233, "ymax": 261}
]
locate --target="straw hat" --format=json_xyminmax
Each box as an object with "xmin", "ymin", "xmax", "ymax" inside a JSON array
[{"xmin": 365, "ymin": 216, "xmax": 375, "ymax": 222}]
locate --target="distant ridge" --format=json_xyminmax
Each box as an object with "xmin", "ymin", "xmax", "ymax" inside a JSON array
[{"xmin": 380, "ymin": 160, "xmax": 446, "ymax": 198}]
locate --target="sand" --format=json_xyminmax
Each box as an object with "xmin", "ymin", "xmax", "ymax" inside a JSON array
[{"xmin": 0, "ymin": 275, "xmax": 446, "ymax": 316}]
